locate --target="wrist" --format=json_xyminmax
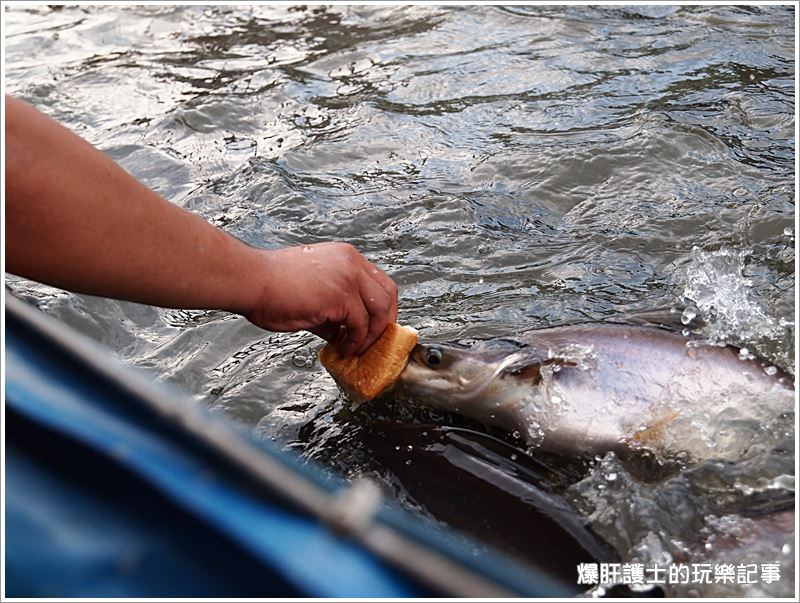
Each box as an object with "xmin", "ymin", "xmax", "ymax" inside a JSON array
[{"xmin": 219, "ymin": 236, "xmax": 273, "ymax": 318}]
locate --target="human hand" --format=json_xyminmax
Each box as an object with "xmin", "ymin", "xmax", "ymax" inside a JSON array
[{"xmin": 244, "ymin": 242, "xmax": 398, "ymax": 357}]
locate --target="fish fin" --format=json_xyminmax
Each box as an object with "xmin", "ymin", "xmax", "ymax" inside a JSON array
[
  {"xmin": 503, "ymin": 356, "xmax": 577, "ymax": 383},
  {"xmin": 631, "ymin": 409, "xmax": 681, "ymax": 445},
  {"xmin": 505, "ymin": 363, "xmax": 542, "ymax": 382}
]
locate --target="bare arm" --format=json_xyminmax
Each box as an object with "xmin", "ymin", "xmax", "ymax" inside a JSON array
[{"xmin": 5, "ymin": 95, "xmax": 397, "ymax": 356}]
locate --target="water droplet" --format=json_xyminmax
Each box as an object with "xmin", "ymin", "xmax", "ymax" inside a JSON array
[
  {"xmin": 782, "ymin": 543, "xmax": 791, "ymax": 555},
  {"xmin": 406, "ymin": 445, "xmax": 413, "ymax": 452},
  {"xmin": 705, "ymin": 542, "xmax": 713, "ymax": 551},
  {"xmin": 680, "ymin": 305, "xmax": 698, "ymax": 325},
  {"xmin": 394, "ymin": 445, "xmax": 401, "ymax": 451},
  {"xmin": 512, "ymin": 430, "xmax": 520, "ymax": 439},
  {"xmin": 421, "ymin": 431, "xmax": 428, "ymax": 437},
  {"xmin": 606, "ymin": 472, "xmax": 617, "ymax": 482},
  {"xmin": 764, "ymin": 365, "xmax": 778, "ymax": 376},
  {"xmin": 404, "ymin": 459, "xmax": 412, "ymax": 466},
  {"xmin": 510, "ymin": 453, "xmax": 518, "ymax": 461},
  {"xmin": 478, "ymin": 278, "xmax": 484, "ymax": 285},
  {"xmin": 291, "ymin": 350, "xmax": 311, "ymax": 368}
]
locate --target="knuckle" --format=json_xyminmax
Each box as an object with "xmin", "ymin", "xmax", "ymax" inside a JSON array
[{"xmin": 337, "ymin": 242, "xmax": 358, "ymax": 257}]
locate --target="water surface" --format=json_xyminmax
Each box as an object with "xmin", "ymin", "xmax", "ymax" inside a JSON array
[{"xmin": 5, "ymin": 4, "xmax": 795, "ymax": 596}]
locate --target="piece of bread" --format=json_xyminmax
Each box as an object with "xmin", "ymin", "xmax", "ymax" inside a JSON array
[{"xmin": 319, "ymin": 323, "xmax": 418, "ymax": 404}]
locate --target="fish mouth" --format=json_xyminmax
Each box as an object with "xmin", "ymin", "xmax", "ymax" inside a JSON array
[{"xmin": 395, "ymin": 345, "xmax": 531, "ymax": 404}]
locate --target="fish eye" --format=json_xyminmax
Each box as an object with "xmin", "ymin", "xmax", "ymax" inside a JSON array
[{"xmin": 424, "ymin": 346, "xmax": 444, "ymax": 368}]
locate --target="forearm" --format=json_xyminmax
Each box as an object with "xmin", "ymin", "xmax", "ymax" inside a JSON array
[
  {"xmin": 5, "ymin": 95, "xmax": 398, "ymax": 354},
  {"xmin": 5, "ymin": 95, "xmax": 261, "ymax": 314}
]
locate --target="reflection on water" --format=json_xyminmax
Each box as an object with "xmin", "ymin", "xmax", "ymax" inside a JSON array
[{"xmin": 5, "ymin": 4, "xmax": 795, "ymax": 596}]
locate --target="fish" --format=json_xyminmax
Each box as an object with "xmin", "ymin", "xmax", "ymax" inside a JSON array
[
  {"xmin": 390, "ymin": 323, "xmax": 794, "ymax": 463},
  {"xmin": 360, "ymin": 423, "xmax": 618, "ymax": 591}
]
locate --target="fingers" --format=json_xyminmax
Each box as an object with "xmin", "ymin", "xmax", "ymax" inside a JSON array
[
  {"xmin": 335, "ymin": 259, "xmax": 398, "ymax": 357},
  {"xmin": 299, "ymin": 243, "xmax": 398, "ymax": 357},
  {"xmin": 365, "ymin": 262, "xmax": 398, "ymax": 323},
  {"xmin": 354, "ymin": 268, "xmax": 393, "ymax": 355},
  {"xmin": 340, "ymin": 297, "xmax": 371, "ymax": 357}
]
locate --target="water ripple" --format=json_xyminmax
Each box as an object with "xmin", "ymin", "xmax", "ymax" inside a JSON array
[{"xmin": 5, "ymin": 5, "xmax": 794, "ymax": 594}]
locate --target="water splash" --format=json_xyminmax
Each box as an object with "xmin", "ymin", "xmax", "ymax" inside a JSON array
[
  {"xmin": 679, "ymin": 246, "xmax": 789, "ymax": 346},
  {"xmin": 566, "ymin": 412, "xmax": 795, "ymax": 597}
]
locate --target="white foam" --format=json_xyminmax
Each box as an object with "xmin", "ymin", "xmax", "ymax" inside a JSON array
[{"xmin": 679, "ymin": 246, "xmax": 789, "ymax": 345}]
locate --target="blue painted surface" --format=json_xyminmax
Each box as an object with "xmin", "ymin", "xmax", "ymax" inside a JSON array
[
  {"xmin": 5, "ymin": 313, "xmax": 422, "ymax": 597},
  {"xmin": 6, "ymin": 345, "xmax": 413, "ymax": 597}
]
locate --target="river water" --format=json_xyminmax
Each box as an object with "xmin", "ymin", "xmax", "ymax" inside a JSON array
[{"xmin": 5, "ymin": 4, "xmax": 796, "ymax": 597}]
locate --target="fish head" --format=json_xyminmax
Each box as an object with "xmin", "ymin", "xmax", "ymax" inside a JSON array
[{"xmin": 392, "ymin": 341, "xmax": 536, "ymax": 417}]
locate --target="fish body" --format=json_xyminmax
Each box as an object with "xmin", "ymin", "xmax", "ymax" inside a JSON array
[{"xmin": 392, "ymin": 324, "xmax": 793, "ymax": 461}]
